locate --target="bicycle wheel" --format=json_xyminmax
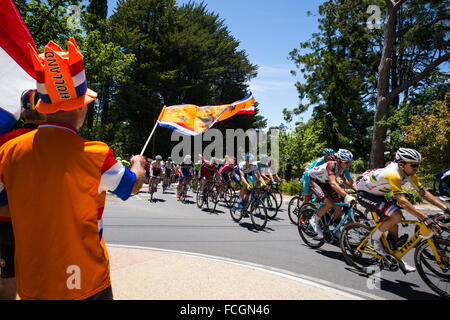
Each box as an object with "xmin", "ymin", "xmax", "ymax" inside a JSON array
[
  {"xmin": 229, "ymin": 195, "xmax": 243, "ymax": 222},
  {"xmin": 414, "ymin": 238, "xmax": 450, "ymax": 298},
  {"xmin": 272, "ymin": 189, "xmax": 283, "ymax": 210},
  {"xmin": 209, "ymin": 189, "xmax": 219, "ymax": 213},
  {"xmin": 297, "ymin": 205, "xmax": 325, "ymax": 249},
  {"xmin": 249, "ymin": 199, "xmax": 268, "ymax": 231},
  {"xmin": 352, "ymin": 207, "xmax": 370, "ymax": 225},
  {"xmin": 224, "ymin": 187, "xmax": 235, "ymax": 208},
  {"xmin": 339, "ymin": 223, "xmax": 380, "ymax": 274},
  {"xmin": 265, "ymin": 193, "xmax": 279, "ymax": 219},
  {"xmin": 288, "ymin": 196, "xmax": 303, "ymax": 225},
  {"xmin": 196, "ymin": 189, "xmax": 204, "ymax": 208}
]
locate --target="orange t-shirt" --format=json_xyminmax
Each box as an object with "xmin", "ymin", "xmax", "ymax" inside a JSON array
[{"xmin": 0, "ymin": 122, "xmax": 134, "ymax": 300}]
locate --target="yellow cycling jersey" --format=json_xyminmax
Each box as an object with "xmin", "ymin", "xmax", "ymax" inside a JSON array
[{"xmin": 356, "ymin": 162, "xmax": 423, "ymax": 196}]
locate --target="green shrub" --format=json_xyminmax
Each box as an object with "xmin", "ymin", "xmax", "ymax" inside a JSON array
[
  {"xmin": 280, "ymin": 180, "xmax": 303, "ymax": 196},
  {"xmin": 384, "ymin": 191, "xmax": 423, "ymax": 204},
  {"xmin": 351, "ymin": 159, "xmax": 369, "ymax": 174}
]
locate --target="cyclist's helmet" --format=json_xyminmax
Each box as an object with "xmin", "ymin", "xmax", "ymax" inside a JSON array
[
  {"xmin": 322, "ymin": 148, "xmax": 335, "ymax": 156},
  {"xmin": 21, "ymin": 89, "xmax": 39, "ymax": 111},
  {"xmin": 260, "ymin": 154, "xmax": 269, "ymax": 164},
  {"xmin": 167, "ymin": 157, "xmax": 172, "ymax": 162},
  {"xmin": 395, "ymin": 148, "xmax": 422, "ymax": 163},
  {"xmin": 156, "ymin": 155, "xmax": 162, "ymax": 160},
  {"xmin": 183, "ymin": 155, "xmax": 192, "ymax": 164},
  {"xmin": 244, "ymin": 153, "xmax": 254, "ymax": 161},
  {"xmin": 210, "ymin": 157, "xmax": 217, "ymax": 165},
  {"xmin": 334, "ymin": 149, "xmax": 353, "ymax": 161}
]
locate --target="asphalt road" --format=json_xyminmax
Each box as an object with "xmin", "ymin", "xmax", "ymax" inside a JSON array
[{"xmin": 103, "ymin": 185, "xmax": 446, "ymax": 300}]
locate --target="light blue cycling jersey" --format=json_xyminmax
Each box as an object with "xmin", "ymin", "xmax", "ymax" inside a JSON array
[
  {"xmin": 307, "ymin": 157, "xmax": 326, "ymax": 171},
  {"xmin": 255, "ymin": 161, "xmax": 271, "ymax": 175}
]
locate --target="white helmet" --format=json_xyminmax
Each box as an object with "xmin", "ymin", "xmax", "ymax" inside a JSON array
[
  {"xmin": 334, "ymin": 149, "xmax": 353, "ymax": 161},
  {"xmin": 156, "ymin": 155, "xmax": 162, "ymax": 161},
  {"xmin": 210, "ymin": 157, "xmax": 217, "ymax": 165},
  {"xmin": 395, "ymin": 148, "xmax": 422, "ymax": 163},
  {"xmin": 183, "ymin": 155, "xmax": 192, "ymax": 164}
]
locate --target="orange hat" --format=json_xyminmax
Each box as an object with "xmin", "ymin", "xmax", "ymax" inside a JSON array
[{"xmin": 28, "ymin": 37, "xmax": 97, "ymax": 114}]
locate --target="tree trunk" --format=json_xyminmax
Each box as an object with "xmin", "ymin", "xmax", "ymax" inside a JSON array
[{"xmin": 370, "ymin": 2, "xmax": 397, "ymax": 168}]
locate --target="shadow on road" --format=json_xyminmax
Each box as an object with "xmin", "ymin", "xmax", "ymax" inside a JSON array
[{"xmin": 343, "ymin": 267, "xmax": 442, "ymax": 300}]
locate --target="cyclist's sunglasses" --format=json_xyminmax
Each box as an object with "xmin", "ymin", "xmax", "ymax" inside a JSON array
[{"xmin": 406, "ymin": 163, "xmax": 419, "ymax": 168}]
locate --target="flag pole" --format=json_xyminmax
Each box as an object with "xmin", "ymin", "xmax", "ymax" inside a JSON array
[
  {"xmin": 140, "ymin": 106, "xmax": 165, "ymax": 156},
  {"xmin": 140, "ymin": 121, "xmax": 159, "ymax": 156}
]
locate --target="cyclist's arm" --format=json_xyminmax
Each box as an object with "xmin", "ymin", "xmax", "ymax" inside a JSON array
[
  {"xmin": 394, "ymin": 195, "xmax": 428, "ymax": 220},
  {"xmin": 255, "ymin": 170, "xmax": 266, "ymax": 185},
  {"xmin": 329, "ymin": 174, "xmax": 350, "ymax": 197},
  {"xmin": 240, "ymin": 170, "xmax": 249, "ymax": 186}
]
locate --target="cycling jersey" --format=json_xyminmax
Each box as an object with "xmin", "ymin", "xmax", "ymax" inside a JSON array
[
  {"xmin": 200, "ymin": 157, "xmax": 219, "ymax": 180},
  {"xmin": 307, "ymin": 161, "xmax": 352, "ymax": 184},
  {"xmin": 151, "ymin": 160, "xmax": 164, "ymax": 169},
  {"xmin": 255, "ymin": 161, "xmax": 271, "ymax": 176},
  {"xmin": 180, "ymin": 163, "xmax": 193, "ymax": 177},
  {"xmin": 164, "ymin": 161, "xmax": 174, "ymax": 170},
  {"xmin": 306, "ymin": 156, "xmax": 326, "ymax": 171},
  {"xmin": 238, "ymin": 161, "xmax": 259, "ymax": 184},
  {"xmin": 356, "ymin": 162, "xmax": 423, "ymax": 196}
]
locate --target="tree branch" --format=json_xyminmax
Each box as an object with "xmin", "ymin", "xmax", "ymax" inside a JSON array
[
  {"xmin": 34, "ymin": 0, "xmax": 65, "ymax": 39},
  {"xmin": 388, "ymin": 52, "xmax": 450, "ymax": 101}
]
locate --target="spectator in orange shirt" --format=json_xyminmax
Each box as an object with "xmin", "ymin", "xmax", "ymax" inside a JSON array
[{"xmin": 0, "ymin": 38, "xmax": 146, "ymax": 300}]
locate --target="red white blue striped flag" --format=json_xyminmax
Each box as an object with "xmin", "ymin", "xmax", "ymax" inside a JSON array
[{"xmin": 0, "ymin": 0, "xmax": 37, "ymax": 134}]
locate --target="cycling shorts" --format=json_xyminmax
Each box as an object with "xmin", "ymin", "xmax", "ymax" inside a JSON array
[
  {"xmin": 152, "ymin": 169, "xmax": 161, "ymax": 177},
  {"xmin": 309, "ymin": 178, "xmax": 340, "ymax": 201},
  {"xmin": 356, "ymin": 191, "xmax": 400, "ymax": 220},
  {"xmin": 0, "ymin": 222, "xmax": 15, "ymax": 278}
]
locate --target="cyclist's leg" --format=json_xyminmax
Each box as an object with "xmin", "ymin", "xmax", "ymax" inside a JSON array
[{"xmin": 356, "ymin": 190, "xmax": 402, "ymax": 242}]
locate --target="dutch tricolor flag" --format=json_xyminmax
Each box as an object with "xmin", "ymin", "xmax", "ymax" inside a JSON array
[{"xmin": 0, "ymin": 0, "xmax": 37, "ymax": 134}]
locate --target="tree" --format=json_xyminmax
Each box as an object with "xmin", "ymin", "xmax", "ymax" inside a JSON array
[
  {"xmin": 370, "ymin": 0, "xmax": 450, "ymax": 168},
  {"xmin": 401, "ymin": 93, "xmax": 450, "ymax": 174},
  {"xmin": 289, "ymin": 0, "xmax": 376, "ymax": 160},
  {"xmin": 109, "ymin": 0, "xmax": 263, "ymax": 157},
  {"xmin": 14, "ymin": 0, "xmax": 83, "ymax": 48}
]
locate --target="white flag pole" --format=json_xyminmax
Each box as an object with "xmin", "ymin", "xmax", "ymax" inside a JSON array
[
  {"xmin": 140, "ymin": 106, "xmax": 165, "ymax": 156},
  {"xmin": 140, "ymin": 121, "xmax": 159, "ymax": 156}
]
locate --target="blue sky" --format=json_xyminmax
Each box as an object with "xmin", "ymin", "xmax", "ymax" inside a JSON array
[{"xmin": 107, "ymin": 0, "xmax": 324, "ymax": 129}]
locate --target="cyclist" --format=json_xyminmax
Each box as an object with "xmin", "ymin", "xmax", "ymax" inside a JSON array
[
  {"xmin": 435, "ymin": 168, "xmax": 450, "ymax": 200},
  {"xmin": 237, "ymin": 154, "xmax": 266, "ymax": 208},
  {"xmin": 256, "ymin": 154, "xmax": 274, "ymax": 183},
  {"xmin": 268, "ymin": 157, "xmax": 283, "ymax": 183},
  {"xmin": 150, "ymin": 155, "xmax": 164, "ymax": 193},
  {"xmin": 302, "ymin": 148, "xmax": 336, "ymax": 204},
  {"xmin": 198, "ymin": 155, "xmax": 220, "ymax": 194},
  {"xmin": 176, "ymin": 155, "xmax": 194, "ymax": 198},
  {"xmin": 219, "ymin": 157, "xmax": 237, "ymax": 188},
  {"xmin": 356, "ymin": 148, "xmax": 450, "ymax": 272},
  {"xmin": 307, "ymin": 149, "xmax": 357, "ymax": 238},
  {"xmin": 163, "ymin": 157, "xmax": 174, "ymax": 186}
]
